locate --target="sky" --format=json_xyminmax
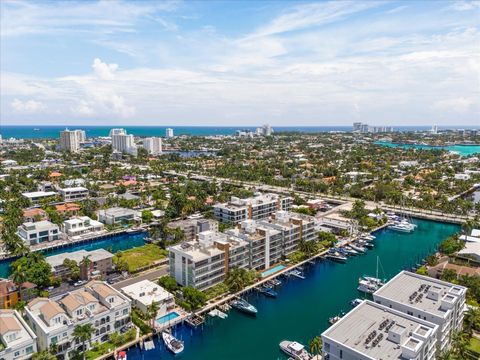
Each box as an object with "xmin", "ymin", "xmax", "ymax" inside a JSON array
[{"xmin": 1, "ymin": 0, "xmax": 479, "ymax": 127}]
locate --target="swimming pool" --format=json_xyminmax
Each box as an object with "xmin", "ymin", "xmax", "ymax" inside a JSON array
[
  {"xmin": 261, "ymin": 264, "xmax": 286, "ymax": 278},
  {"xmin": 156, "ymin": 312, "xmax": 180, "ymax": 325}
]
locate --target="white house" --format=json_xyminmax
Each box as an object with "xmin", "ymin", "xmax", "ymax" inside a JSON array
[
  {"xmin": 62, "ymin": 216, "xmax": 104, "ymax": 238},
  {"xmin": 0, "ymin": 310, "xmax": 37, "ymax": 360},
  {"xmin": 121, "ymin": 280, "xmax": 174, "ymax": 317},
  {"xmin": 17, "ymin": 221, "xmax": 61, "ymax": 245},
  {"xmin": 58, "ymin": 187, "xmax": 89, "ymax": 201}
]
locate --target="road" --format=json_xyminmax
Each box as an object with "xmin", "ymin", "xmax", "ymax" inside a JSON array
[{"xmin": 112, "ymin": 265, "xmax": 169, "ymax": 290}]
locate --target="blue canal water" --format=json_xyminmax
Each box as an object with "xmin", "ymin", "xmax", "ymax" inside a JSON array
[
  {"xmin": 126, "ymin": 218, "xmax": 459, "ymax": 360},
  {"xmin": 2, "ymin": 125, "xmax": 477, "ymax": 139},
  {"xmin": 375, "ymin": 141, "xmax": 480, "ymax": 157},
  {"xmin": 0, "ymin": 232, "xmax": 146, "ymax": 278}
]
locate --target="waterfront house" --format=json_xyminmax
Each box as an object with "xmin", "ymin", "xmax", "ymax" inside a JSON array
[
  {"xmin": 322, "ymin": 300, "xmax": 438, "ymax": 360},
  {"xmin": 0, "ymin": 280, "xmax": 37, "ymax": 309},
  {"xmin": 55, "ymin": 203, "xmax": 81, "ymax": 216},
  {"xmin": 21, "ymin": 191, "xmax": 57, "ymax": 204},
  {"xmin": 25, "ymin": 281, "xmax": 131, "ymax": 359},
  {"xmin": 61, "ymin": 216, "xmax": 104, "ymax": 238},
  {"xmin": 22, "ymin": 208, "xmax": 48, "ymax": 223},
  {"xmin": 167, "ymin": 218, "xmax": 218, "ymax": 242},
  {"xmin": 58, "ymin": 187, "xmax": 89, "ymax": 202},
  {"xmin": 121, "ymin": 280, "xmax": 174, "ymax": 317},
  {"xmin": 97, "ymin": 207, "xmax": 141, "ymax": 226},
  {"xmin": 46, "ymin": 249, "xmax": 113, "ymax": 280},
  {"xmin": 213, "ymin": 193, "xmax": 293, "ymax": 224},
  {"xmin": 17, "ymin": 220, "xmax": 61, "ymax": 245},
  {"xmin": 373, "ymin": 271, "xmax": 467, "ymax": 353},
  {"xmin": 0, "ymin": 309, "xmax": 37, "ymax": 360},
  {"xmin": 168, "ymin": 231, "xmax": 249, "ymax": 290}
]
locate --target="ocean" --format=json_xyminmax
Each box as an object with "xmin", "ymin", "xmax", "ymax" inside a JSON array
[{"xmin": 0, "ymin": 125, "xmax": 475, "ymax": 139}]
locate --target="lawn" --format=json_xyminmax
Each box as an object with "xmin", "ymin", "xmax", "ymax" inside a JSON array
[
  {"xmin": 468, "ymin": 337, "xmax": 480, "ymax": 354},
  {"xmin": 113, "ymin": 244, "xmax": 168, "ymax": 273}
]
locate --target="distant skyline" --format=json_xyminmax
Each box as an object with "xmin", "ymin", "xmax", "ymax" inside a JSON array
[{"xmin": 1, "ymin": 0, "xmax": 479, "ymax": 126}]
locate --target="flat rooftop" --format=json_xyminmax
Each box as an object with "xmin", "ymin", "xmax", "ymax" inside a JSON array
[
  {"xmin": 323, "ymin": 300, "xmax": 437, "ymax": 359},
  {"xmin": 374, "ymin": 271, "xmax": 467, "ymax": 317},
  {"xmin": 46, "ymin": 249, "xmax": 113, "ymax": 268}
]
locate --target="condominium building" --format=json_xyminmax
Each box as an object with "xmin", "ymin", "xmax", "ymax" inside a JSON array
[
  {"xmin": 226, "ymin": 220, "xmax": 283, "ymax": 270},
  {"xmin": 97, "ymin": 207, "xmax": 140, "ymax": 225},
  {"xmin": 111, "ymin": 132, "xmax": 137, "ymax": 156},
  {"xmin": 59, "ymin": 130, "xmax": 80, "ymax": 152},
  {"xmin": 0, "ymin": 309, "xmax": 37, "ymax": 360},
  {"xmin": 167, "ymin": 218, "xmax": 218, "ymax": 242},
  {"xmin": 259, "ymin": 211, "xmax": 317, "ymax": 256},
  {"xmin": 21, "ymin": 191, "xmax": 57, "ymax": 204},
  {"xmin": 25, "ymin": 281, "xmax": 131, "ymax": 359},
  {"xmin": 17, "ymin": 220, "xmax": 61, "ymax": 245},
  {"xmin": 143, "ymin": 137, "xmax": 162, "ymax": 155},
  {"xmin": 322, "ymin": 300, "xmax": 438, "ymax": 360},
  {"xmin": 213, "ymin": 193, "xmax": 293, "ymax": 224},
  {"xmin": 62, "ymin": 216, "xmax": 104, "ymax": 237},
  {"xmin": 165, "ymin": 128, "xmax": 174, "ymax": 138},
  {"xmin": 46, "ymin": 249, "xmax": 113, "ymax": 279},
  {"xmin": 373, "ymin": 271, "xmax": 467, "ymax": 353},
  {"xmin": 168, "ymin": 231, "xmax": 249, "ymax": 290},
  {"xmin": 121, "ymin": 280, "xmax": 174, "ymax": 316},
  {"xmin": 109, "ymin": 128, "xmax": 126, "ymax": 137},
  {"xmin": 58, "ymin": 187, "xmax": 89, "ymax": 201}
]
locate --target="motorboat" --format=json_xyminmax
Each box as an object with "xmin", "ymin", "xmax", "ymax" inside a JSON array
[
  {"xmin": 117, "ymin": 351, "xmax": 127, "ymax": 360},
  {"xmin": 258, "ymin": 286, "xmax": 277, "ymax": 298},
  {"xmin": 362, "ymin": 234, "xmax": 376, "ymax": 241},
  {"xmin": 343, "ymin": 246, "xmax": 359, "ymax": 256},
  {"xmin": 279, "ymin": 340, "xmax": 311, "ymax": 360},
  {"xmin": 350, "ymin": 298, "xmax": 363, "ymax": 307},
  {"xmin": 231, "ymin": 298, "xmax": 258, "ymax": 315},
  {"xmin": 326, "ymin": 252, "xmax": 347, "ymax": 263},
  {"xmin": 162, "ymin": 331, "xmax": 184, "ymax": 354},
  {"xmin": 349, "ymin": 243, "xmax": 366, "ymax": 253},
  {"xmin": 362, "ymin": 276, "xmax": 384, "ymax": 286},
  {"xmin": 357, "ymin": 279, "xmax": 379, "ymax": 294},
  {"xmin": 328, "ymin": 314, "xmax": 343, "ymax": 325},
  {"xmin": 388, "ymin": 219, "xmax": 417, "ymax": 233}
]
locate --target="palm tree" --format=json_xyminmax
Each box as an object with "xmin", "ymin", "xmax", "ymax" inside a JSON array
[
  {"xmin": 147, "ymin": 301, "xmax": 160, "ymax": 328},
  {"xmin": 79, "ymin": 255, "xmax": 92, "ymax": 280},
  {"xmin": 309, "ymin": 335, "xmax": 322, "ymax": 356},
  {"xmin": 72, "ymin": 323, "xmax": 95, "ymax": 360}
]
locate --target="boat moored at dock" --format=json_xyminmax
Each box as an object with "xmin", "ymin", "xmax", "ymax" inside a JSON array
[
  {"xmin": 162, "ymin": 331, "xmax": 185, "ymax": 354},
  {"xmin": 279, "ymin": 340, "xmax": 311, "ymax": 360},
  {"xmin": 231, "ymin": 298, "xmax": 258, "ymax": 316}
]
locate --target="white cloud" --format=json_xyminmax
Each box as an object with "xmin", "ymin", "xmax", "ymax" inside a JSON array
[
  {"xmin": 451, "ymin": 1, "xmax": 480, "ymax": 11},
  {"xmin": 433, "ymin": 97, "xmax": 477, "ymax": 114},
  {"xmin": 92, "ymin": 58, "xmax": 119, "ymax": 80},
  {"xmin": 11, "ymin": 98, "xmax": 46, "ymax": 113}
]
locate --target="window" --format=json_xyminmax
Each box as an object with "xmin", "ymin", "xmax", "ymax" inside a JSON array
[
  {"xmin": 340, "ymin": 349, "xmax": 343, "ymax": 359},
  {"xmin": 51, "ymin": 336, "xmax": 58, "ymax": 345},
  {"xmin": 26, "ymin": 346, "xmax": 33, "ymax": 354},
  {"xmin": 14, "ymin": 352, "xmax": 20, "ymax": 358},
  {"xmin": 123, "ymin": 309, "xmax": 128, "ymax": 315}
]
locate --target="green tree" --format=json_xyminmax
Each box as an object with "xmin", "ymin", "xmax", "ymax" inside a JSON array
[
  {"xmin": 146, "ymin": 302, "xmax": 159, "ymax": 327},
  {"xmin": 72, "ymin": 323, "xmax": 95, "ymax": 360},
  {"xmin": 10, "ymin": 252, "xmax": 52, "ymax": 288},
  {"xmin": 182, "ymin": 286, "xmax": 207, "ymax": 310},
  {"xmin": 158, "ymin": 276, "xmax": 179, "ymax": 293},
  {"xmin": 309, "ymin": 335, "xmax": 322, "ymax": 355},
  {"xmin": 32, "ymin": 350, "xmax": 57, "ymax": 360},
  {"xmin": 225, "ymin": 267, "xmax": 257, "ymax": 293},
  {"xmin": 440, "ymin": 268, "xmax": 458, "ymax": 283},
  {"xmin": 141, "ymin": 210, "xmax": 154, "ymax": 223}
]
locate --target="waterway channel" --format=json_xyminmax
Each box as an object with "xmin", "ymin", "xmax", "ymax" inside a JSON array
[
  {"xmin": 126, "ymin": 218, "xmax": 459, "ymax": 360},
  {"xmin": 0, "ymin": 232, "xmax": 146, "ymax": 278}
]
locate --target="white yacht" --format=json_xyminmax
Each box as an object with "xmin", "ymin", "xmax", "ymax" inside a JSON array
[
  {"xmin": 279, "ymin": 340, "xmax": 311, "ymax": 360},
  {"xmin": 357, "ymin": 279, "xmax": 379, "ymax": 294},
  {"xmin": 389, "ymin": 220, "xmax": 416, "ymax": 232},
  {"xmin": 162, "ymin": 331, "xmax": 184, "ymax": 354}
]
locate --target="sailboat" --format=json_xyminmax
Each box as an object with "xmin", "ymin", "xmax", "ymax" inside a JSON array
[{"xmin": 358, "ymin": 256, "xmax": 385, "ymax": 293}]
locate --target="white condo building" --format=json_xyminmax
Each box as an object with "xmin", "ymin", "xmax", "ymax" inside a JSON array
[
  {"xmin": 213, "ymin": 193, "xmax": 293, "ymax": 224},
  {"xmin": 109, "ymin": 128, "xmax": 126, "ymax": 137},
  {"xmin": 168, "ymin": 231, "xmax": 249, "ymax": 290},
  {"xmin": 24, "ymin": 281, "xmax": 131, "ymax": 359},
  {"xmin": 322, "ymin": 300, "xmax": 438, "ymax": 360},
  {"xmin": 165, "ymin": 128, "xmax": 174, "ymax": 138},
  {"xmin": 143, "ymin": 137, "xmax": 162, "ymax": 155},
  {"xmin": 17, "ymin": 220, "xmax": 61, "ymax": 245},
  {"xmin": 58, "ymin": 186, "xmax": 89, "ymax": 201},
  {"xmin": 59, "ymin": 130, "xmax": 80, "ymax": 152},
  {"xmin": 61, "ymin": 216, "xmax": 104, "ymax": 237},
  {"xmin": 111, "ymin": 132, "xmax": 137, "ymax": 156},
  {"xmin": 373, "ymin": 271, "xmax": 467, "ymax": 353},
  {"xmin": 0, "ymin": 309, "xmax": 37, "ymax": 360}
]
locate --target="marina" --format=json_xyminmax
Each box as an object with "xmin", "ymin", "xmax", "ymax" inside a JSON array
[{"xmin": 124, "ymin": 218, "xmax": 459, "ymax": 360}]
